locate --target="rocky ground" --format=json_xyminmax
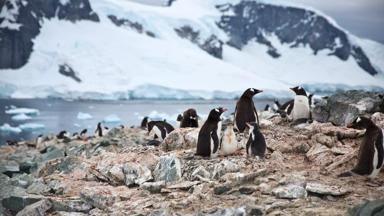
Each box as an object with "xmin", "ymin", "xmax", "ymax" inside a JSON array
[{"xmin": 1, "ymin": 109, "xmax": 384, "ymax": 216}]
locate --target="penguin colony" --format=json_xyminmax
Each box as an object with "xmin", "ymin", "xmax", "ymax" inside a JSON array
[{"xmin": 26, "ymin": 86, "xmax": 383, "ymax": 179}]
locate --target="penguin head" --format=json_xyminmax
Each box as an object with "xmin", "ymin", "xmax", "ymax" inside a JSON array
[
  {"xmin": 185, "ymin": 108, "xmax": 198, "ymax": 121},
  {"xmin": 147, "ymin": 121, "xmax": 155, "ymax": 134},
  {"xmin": 208, "ymin": 107, "xmax": 227, "ymax": 121},
  {"xmin": 347, "ymin": 116, "xmax": 373, "ymax": 129},
  {"xmin": 242, "ymin": 88, "xmax": 263, "ymax": 98},
  {"xmin": 290, "ymin": 86, "xmax": 307, "ymax": 96},
  {"xmin": 80, "ymin": 129, "xmax": 87, "ymax": 135},
  {"xmin": 141, "ymin": 117, "xmax": 149, "ymax": 128},
  {"xmin": 176, "ymin": 114, "xmax": 183, "ymax": 121}
]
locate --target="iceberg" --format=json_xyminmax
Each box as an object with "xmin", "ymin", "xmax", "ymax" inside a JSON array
[
  {"xmin": 19, "ymin": 123, "xmax": 45, "ymax": 131},
  {"xmin": 0, "ymin": 123, "xmax": 22, "ymax": 133},
  {"xmin": 77, "ymin": 112, "xmax": 93, "ymax": 120},
  {"xmin": 11, "ymin": 113, "xmax": 32, "ymax": 121},
  {"xmin": 5, "ymin": 107, "xmax": 40, "ymax": 116},
  {"xmin": 103, "ymin": 114, "xmax": 122, "ymax": 123}
]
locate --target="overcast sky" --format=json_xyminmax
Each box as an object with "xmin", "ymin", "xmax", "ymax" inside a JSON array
[{"xmin": 285, "ymin": 0, "xmax": 384, "ymax": 43}]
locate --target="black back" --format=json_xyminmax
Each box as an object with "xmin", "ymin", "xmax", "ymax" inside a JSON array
[
  {"xmin": 180, "ymin": 108, "xmax": 199, "ymax": 128},
  {"xmin": 246, "ymin": 123, "xmax": 266, "ymax": 158},
  {"xmin": 347, "ymin": 117, "xmax": 383, "ymax": 175},
  {"xmin": 141, "ymin": 117, "xmax": 149, "ymax": 128},
  {"xmin": 264, "ymin": 104, "xmax": 270, "ymax": 111},
  {"xmin": 235, "ymin": 88, "xmax": 262, "ymax": 133},
  {"xmin": 57, "ymin": 130, "xmax": 68, "ymax": 139},
  {"xmin": 196, "ymin": 107, "xmax": 226, "ymax": 157},
  {"xmin": 95, "ymin": 122, "xmax": 103, "ymax": 137},
  {"xmin": 80, "ymin": 129, "xmax": 87, "ymax": 136},
  {"xmin": 147, "ymin": 121, "xmax": 175, "ymax": 139}
]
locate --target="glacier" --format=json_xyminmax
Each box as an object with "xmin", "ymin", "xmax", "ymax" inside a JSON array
[{"xmin": 0, "ymin": 0, "xmax": 383, "ymax": 100}]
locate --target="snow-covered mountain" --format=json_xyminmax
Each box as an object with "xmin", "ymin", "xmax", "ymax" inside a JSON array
[{"xmin": 0, "ymin": 0, "xmax": 383, "ymax": 99}]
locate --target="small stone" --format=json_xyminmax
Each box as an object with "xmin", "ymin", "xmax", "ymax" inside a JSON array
[
  {"xmin": 239, "ymin": 186, "xmax": 256, "ymax": 195},
  {"xmin": 214, "ymin": 184, "xmax": 232, "ymax": 195},
  {"xmin": 51, "ymin": 198, "xmax": 93, "ymax": 213},
  {"xmin": 167, "ymin": 181, "xmax": 199, "ymax": 190},
  {"xmin": 0, "ymin": 160, "xmax": 20, "ymax": 177},
  {"xmin": 153, "ymin": 154, "xmax": 182, "ymax": 183},
  {"xmin": 305, "ymin": 182, "xmax": 349, "ymax": 196},
  {"xmin": 140, "ymin": 181, "xmax": 166, "ymax": 193},
  {"xmin": 191, "ymin": 165, "xmax": 210, "ymax": 180},
  {"xmin": 123, "ymin": 162, "xmax": 153, "ymax": 186},
  {"xmin": 16, "ymin": 199, "xmax": 52, "ymax": 216},
  {"xmin": 272, "ymin": 184, "xmax": 307, "ymax": 199},
  {"xmin": 211, "ymin": 160, "xmax": 240, "ymax": 179},
  {"xmin": 26, "ymin": 180, "xmax": 51, "ymax": 195}
]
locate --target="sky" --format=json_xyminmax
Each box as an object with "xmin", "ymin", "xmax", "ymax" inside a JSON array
[{"xmin": 285, "ymin": 0, "xmax": 384, "ymax": 43}]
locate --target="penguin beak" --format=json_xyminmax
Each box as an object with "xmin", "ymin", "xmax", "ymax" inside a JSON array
[{"xmin": 256, "ymin": 89, "xmax": 263, "ymax": 94}]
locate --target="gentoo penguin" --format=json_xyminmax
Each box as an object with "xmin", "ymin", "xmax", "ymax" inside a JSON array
[
  {"xmin": 234, "ymin": 88, "xmax": 263, "ymax": 133},
  {"xmin": 147, "ymin": 120, "xmax": 175, "ymax": 141},
  {"xmin": 220, "ymin": 123, "xmax": 239, "ymax": 156},
  {"xmin": 79, "ymin": 129, "xmax": 88, "ymax": 140},
  {"xmin": 95, "ymin": 122, "xmax": 109, "ymax": 137},
  {"xmin": 36, "ymin": 134, "xmax": 44, "ymax": 146},
  {"xmin": 245, "ymin": 122, "xmax": 266, "ymax": 159},
  {"xmin": 273, "ymin": 99, "xmax": 293, "ymax": 118},
  {"xmin": 179, "ymin": 108, "xmax": 199, "ymax": 128},
  {"xmin": 141, "ymin": 117, "xmax": 149, "ymax": 129},
  {"xmin": 57, "ymin": 130, "xmax": 70, "ymax": 140},
  {"xmin": 289, "ymin": 86, "xmax": 310, "ymax": 121},
  {"xmin": 6, "ymin": 140, "xmax": 18, "ymax": 146},
  {"xmin": 196, "ymin": 107, "xmax": 227, "ymax": 157},
  {"xmin": 339, "ymin": 117, "xmax": 384, "ymax": 178}
]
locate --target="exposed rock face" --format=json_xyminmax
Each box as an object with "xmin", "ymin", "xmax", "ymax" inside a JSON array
[
  {"xmin": 15, "ymin": 199, "xmax": 52, "ymax": 216},
  {"xmin": 216, "ymin": 1, "xmax": 379, "ymax": 75},
  {"xmin": 312, "ymin": 90, "xmax": 384, "ymax": 125},
  {"xmin": 0, "ymin": 0, "xmax": 99, "ymax": 69},
  {"xmin": 108, "ymin": 15, "xmax": 156, "ymax": 37},
  {"xmin": 59, "ymin": 64, "xmax": 82, "ymax": 83},
  {"xmin": 175, "ymin": 25, "xmax": 224, "ymax": 59}
]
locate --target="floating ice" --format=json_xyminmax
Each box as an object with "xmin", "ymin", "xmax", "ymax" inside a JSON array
[
  {"xmin": 5, "ymin": 107, "xmax": 39, "ymax": 115},
  {"xmin": 103, "ymin": 114, "xmax": 121, "ymax": 123},
  {"xmin": 77, "ymin": 112, "xmax": 93, "ymax": 120},
  {"xmin": 0, "ymin": 123, "xmax": 22, "ymax": 133},
  {"xmin": 19, "ymin": 123, "xmax": 45, "ymax": 131},
  {"xmin": 11, "ymin": 113, "xmax": 32, "ymax": 121},
  {"xmin": 147, "ymin": 110, "xmax": 178, "ymax": 122}
]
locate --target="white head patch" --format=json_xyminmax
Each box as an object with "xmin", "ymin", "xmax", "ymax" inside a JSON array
[
  {"xmin": 215, "ymin": 108, "xmax": 219, "ymax": 113},
  {"xmin": 356, "ymin": 117, "xmax": 361, "ymax": 123},
  {"xmin": 298, "ymin": 86, "xmax": 302, "ymax": 90},
  {"xmin": 250, "ymin": 88, "xmax": 255, "ymax": 92}
]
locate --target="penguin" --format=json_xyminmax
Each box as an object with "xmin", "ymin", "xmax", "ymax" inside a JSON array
[
  {"xmin": 6, "ymin": 140, "xmax": 18, "ymax": 146},
  {"xmin": 220, "ymin": 123, "xmax": 239, "ymax": 156},
  {"xmin": 289, "ymin": 86, "xmax": 310, "ymax": 121},
  {"xmin": 245, "ymin": 122, "xmax": 266, "ymax": 159},
  {"xmin": 95, "ymin": 122, "xmax": 105, "ymax": 137},
  {"xmin": 234, "ymin": 88, "xmax": 263, "ymax": 133},
  {"xmin": 147, "ymin": 120, "xmax": 175, "ymax": 141},
  {"xmin": 36, "ymin": 134, "xmax": 44, "ymax": 146},
  {"xmin": 141, "ymin": 117, "xmax": 149, "ymax": 129},
  {"xmin": 339, "ymin": 116, "xmax": 384, "ymax": 178},
  {"xmin": 80, "ymin": 129, "xmax": 88, "ymax": 140},
  {"xmin": 119, "ymin": 125, "xmax": 125, "ymax": 129},
  {"xmin": 264, "ymin": 104, "xmax": 271, "ymax": 112},
  {"xmin": 57, "ymin": 130, "xmax": 70, "ymax": 140},
  {"xmin": 179, "ymin": 108, "xmax": 199, "ymax": 128},
  {"xmin": 274, "ymin": 99, "xmax": 293, "ymax": 118},
  {"xmin": 196, "ymin": 107, "xmax": 227, "ymax": 157}
]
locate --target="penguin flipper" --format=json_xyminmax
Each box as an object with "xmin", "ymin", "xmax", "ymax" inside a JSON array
[
  {"xmin": 253, "ymin": 105, "xmax": 260, "ymax": 125},
  {"xmin": 211, "ymin": 131, "xmax": 219, "ymax": 154},
  {"xmin": 375, "ymin": 133, "xmax": 384, "ymax": 169}
]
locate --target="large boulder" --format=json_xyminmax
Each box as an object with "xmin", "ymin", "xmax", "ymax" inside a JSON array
[
  {"xmin": 313, "ymin": 90, "xmax": 384, "ymax": 126},
  {"xmin": 348, "ymin": 199, "xmax": 384, "ymax": 216},
  {"xmin": 15, "ymin": 199, "xmax": 52, "ymax": 216},
  {"xmin": 153, "ymin": 154, "xmax": 182, "ymax": 183},
  {"xmin": 161, "ymin": 128, "xmax": 199, "ymax": 151}
]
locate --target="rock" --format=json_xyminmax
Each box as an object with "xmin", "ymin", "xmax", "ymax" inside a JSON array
[
  {"xmin": 26, "ymin": 180, "xmax": 51, "ymax": 195},
  {"xmin": 10, "ymin": 174, "xmax": 34, "ymax": 188},
  {"xmin": 305, "ymin": 182, "xmax": 349, "ymax": 196},
  {"xmin": 312, "ymin": 133, "xmax": 337, "ymax": 148},
  {"xmin": 140, "ymin": 181, "xmax": 166, "ymax": 193},
  {"xmin": 191, "ymin": 165, "xmax": 211, "ymax": 181},
  {"xmin": 201, "ymin": 206, "xmax": 246, "ymax": 216},
  {"xmin": 15, "ymin": 199, "xmax": 52, "ymax": 216},
  {"xmin": 272, "ymin": 184, "xmax": 307, "ymax": 199},
  {"xmin": 306, "ymin": 143, "xmax": 334, "ymax": 166},
  {"xmin": 293, "ymin": 142, "xmax": 311, "ymax": 153},
  {"xmin": 80, "ymin": 186, "xmax": 125, "ymax": 210},
  {"xmin": 51, "ymin": 197, "xmax": 93, "ymax": 213},
  {"xmin": 313, "ymin": 90, "xmax": 384, "ymax": 126},
  {"xmin": 371, "ymin": 112, "xmax": 384, "ymax": 128},
  {"xmin": 214, "ymin": 184, "xmax": 232, "ymax": 195},
  {"xmin": 239, "ymin": 186, "xmax": 256, "ymax": 195},
  {"xmin": 109, "ymin": 164, "xmax": 125, "ymax": 184},
  {"xmin": 123, "ymin": 162, "xmax": 153, "ymax": 186},
  {"xmin": 211, "ymin": 160, "xmax": 240, "ymax": 179},
  {"xmin": 279, "ymin": 173, "xmax": 306, "ymax": 187},
  {"xmin": 270, "ymin": 150, "xmax": 284, "ymax": 164},
  {"xmin": 41, "ymin": 147, "xmax": 65, "ymax": 162},
  {"xmin": 0, "ymin": 160, "xmax": 20, "ymax": 177},
  {"xmin": 19, "ymin": 159, "xmax": 38, "ymax": 174},
  {"xmin": 161, "ymin": 128, "xmax": 199, "ymax": 151},
  {"xmin": 348, "ymin": 199, "xmax": 384, "ymax": 216},
  {"xmin": 153, "ymin": 154, "xmax": 182, "ymax": 183},
  {"xmin": 38, "ymin": 156, "xmax": 84, "ymax": 177},
  {"xmin": 221, "ymin": 169, "xmax": 268, "ymax": 185},
  {"xmin": 167, "ymin": 181, "xmax": 199, "ymax": 190},
  {"xmin": 54, "ymin": 212, "xmax": 88, "ymax": 216},
  {"xmin": 259, "ymin": 119, "xmax": 273, "ymax": 128},
  {"xmin": 2, "ymin": 195, "xmax": 43, "ymax": 213}
]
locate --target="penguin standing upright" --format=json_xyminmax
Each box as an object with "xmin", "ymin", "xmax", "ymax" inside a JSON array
[
  {"xmin": 179, "ymin": 108, "xmax": 199, "ymax": 128},
  {"xmin": 147, "ymin": 121, "xmax": 175, "ymax": 141},
  {"xmin": 196, "ymin": 107, "xmax": 227, "ymax": 157},
  {"xmin": 220, "ymin": 123, "xmax": 239, "ymax": 156},
  {"xmin": 289, "ymin": 86, "xmax": 310, "ymax": 121},
  {"xmin": 234, "ymin": 88, "xmax": 263, "ymax": 133},
  {"xmin": 245, "ymin": 122, "xmax": 266, "ymax": 159},
  {"xmin": 339, "ymin": 117, "xmax": 384, "ymax": 178}
]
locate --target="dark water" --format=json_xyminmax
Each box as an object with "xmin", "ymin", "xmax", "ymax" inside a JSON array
[{"xmin": 0, "ymin": 98, "xmax": 272, "ymax": 145}]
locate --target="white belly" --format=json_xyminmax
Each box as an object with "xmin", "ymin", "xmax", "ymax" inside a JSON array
[
  {"xmin": 150, "ymin": 126, "xmax": 163, "ymax": 141},
  {"xmin": 369, "ymin": 130, "xmax": 384, "ymax": 178},
  {"xmin": 291, "ymin": 95, "xmax": 310, "ymax": 120}
]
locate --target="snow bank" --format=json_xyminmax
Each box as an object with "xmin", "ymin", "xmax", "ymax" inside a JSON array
[
  {"xmin": 0, "ymin": 123, "xmax": 22, "ymax": 133},
  {"xmin": 77, "ymin": 112, "xmax": 93, "ymax": 120},
  {"xmin": 11, "ymin": 113, "xmax": 32, "ymax": 121}
]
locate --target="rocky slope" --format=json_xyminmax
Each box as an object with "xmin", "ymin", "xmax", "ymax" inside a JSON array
[{"xmin": 1, "ymin": 112, "xmax": 384, "ymax": 215}]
